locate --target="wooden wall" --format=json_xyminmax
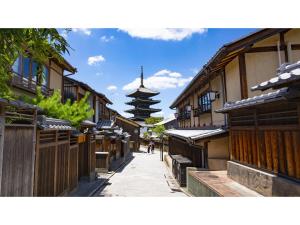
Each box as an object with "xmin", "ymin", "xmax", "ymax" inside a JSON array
[
  {"xmin": 168, "ymin": 136, "xmax": 206, "ymax": 168},
  {"xmin": 34, "ymin": 130, "xmax": 79, "ymax": 196},
  {"xmin": 229, "ymin": 102, "xmax": 300, "ymax": 181},
  {"xmin": 1, "ymin": 126, "xmax": 35, "ymax": 196},
  {"xmin": 0, "ymin": 108, "xmax": 36, "ymax": 197}
]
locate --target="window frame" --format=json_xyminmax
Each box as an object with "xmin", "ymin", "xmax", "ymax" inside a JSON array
[
  {"xmin": 12, "ymin": 55, "xmax": 50, "ymax": 88},
  {"xmin": 197, "ymin": 91, "xmax": 212, "ymax": 114}
]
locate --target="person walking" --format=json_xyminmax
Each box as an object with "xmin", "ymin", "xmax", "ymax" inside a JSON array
[{"xmin": 150, "ymin": 139, "xmax": 155, "ymax": 154}]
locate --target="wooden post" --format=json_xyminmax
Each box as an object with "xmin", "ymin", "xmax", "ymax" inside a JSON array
[
  {"xmin": 67, "ymin": 130, "xmax": 70, "ymax": 191},
  {"xmin": 34, "ymin": 129, "xmax": 40, "ymax": 196},
  {"xmin": 238, "ymin": 53, "xmax": 248, "ymax": 99},
  {"xmin": 53, "ymin": 130, "xmax": 58, "ymax": 196},
  {"xmin": 0, "ymin": 104, "xmax": 5, "ymax": 195}
]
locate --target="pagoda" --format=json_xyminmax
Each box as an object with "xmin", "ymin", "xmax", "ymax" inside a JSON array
[{"xmin": 125, "ymin": 66, "xmax": 161, "ymax": 121}]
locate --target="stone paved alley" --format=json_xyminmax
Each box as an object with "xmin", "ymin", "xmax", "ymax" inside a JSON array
[{"xmin": 94, "ymin": 148, "xmax": 187, "ymax": 197}]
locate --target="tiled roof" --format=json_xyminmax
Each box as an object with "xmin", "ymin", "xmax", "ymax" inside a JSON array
[
  {"xmin": 81, "ymin": 120, "xmax": 96, "ymax": 127},
  {"xmin": 0, "ymin": 98, "xmax": 41, "ymax": 110},
  {"xmin": 216, "ymin": 88, "xmax": 289, "ymax": 113},
  {"xmin": 126, "ymin": 86, "xmax": 159, "ymax": 97},
  {"xmin": 165, "ymin": 128, "xmax": 227, "ymax": 141},
  {"xmin": 96, "ymin": 119, "xmax": 115, "ymax": 129},
  {"xmin": 251, "ymin": 61, "xmax": 300, "ymax": 91},
  {"xmin": 37, "ymin": 115, "xmax": 75, "ymax": 130}
]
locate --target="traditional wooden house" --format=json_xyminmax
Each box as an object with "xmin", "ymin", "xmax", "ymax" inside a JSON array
[
  {"xmin": 11, "ymin": 54, "xmax": 76, "ymax": 98},
  {"xmin": 63, "ymin": 76, "xmax": 112, "ymax": 123},
  {"xmin": 166, "ymin": 29, "xmax": 300, "ymax": 181},
  {"xmin": 115, "ymin": 115, "xmax": 140, "ymax": 151},
  {"xmin": 216, "ymin": 61, "xmax": 300, "ymax": 196},
  {"xmin": 95, "ymin": 119, "xmax": 131, "ymax": 172}
]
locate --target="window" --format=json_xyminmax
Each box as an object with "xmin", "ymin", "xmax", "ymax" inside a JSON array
[
  {"xmin": 198, "ymin": 92, "xmax": 212, "ymax": 113},
  {"xmin": 11, "ymin": 55, "xmax": 49, "ymax": 86},
  {"xmin": 12, "ymin": 57, "xmax": 21, "ymax": 74},
  {"xmin": 41, "ymin": 65, "xmax": 49, "ymax": 86},
  {"xmin": 23, "ymin": 57, "xmax": 31, "ymax": 79}
]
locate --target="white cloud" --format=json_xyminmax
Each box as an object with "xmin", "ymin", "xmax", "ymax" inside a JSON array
[
  {"xmin": 119, "ymin": 28, "xmax": 207, "ymax": 41},
  {"xmin": 73, "ymin": 28, "xmax": 92, "ymax": 36},
  {"xmin": 60, "ymin": 30, "xmax": 68, "ymax": 39},
  {"xmin": 154, "ymin": 69, "xmax": 182, "ymax": 78},
  {"xmin": 122, "ymin": 69, "xmax": 193, "ymax": 91},
  {"xmin": 87, "ymin": 55, "xmax": 105, "ymax": 65},
  {"xmin": 95, "ymin": 72, "xmax": 102, "ymax": 76},
  {"xmin": 100, "ymin": 35, "xmax": 114, "ymax": 42},
  {"xmin": 107, "ymin": 85, "xmax": 118, "ymax": 91}
]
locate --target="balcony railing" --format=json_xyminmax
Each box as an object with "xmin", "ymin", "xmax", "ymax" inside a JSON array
[
  {"xmin": 193, "ymin": 106, "xmax": 211, "ymax": 117},
  {"xmin": 11, "ymin": 72, "xmax": 53, "ymax": 96},
  {"xmin": 176, "ymin": 111, "xmax": 191, "ymax": 120}
]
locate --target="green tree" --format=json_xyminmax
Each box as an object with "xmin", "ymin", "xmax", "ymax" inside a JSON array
[
  {"xmin": 31, "ymin": 88, "xmax": 94, "ymax": 128},
  {"xmin": 145, "ymin": 116, "xmax": 163, "ymax": 125},
  {"xmin": 0, "ymin": 28, "xmax": 71, "ymax": 99},
  {"xmin": 152, "ymin": 124, "xmax": 166, "ymax": 137}
]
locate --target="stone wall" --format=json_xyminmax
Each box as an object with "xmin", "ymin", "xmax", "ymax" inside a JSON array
[{"xmin": 227, "ymin": 161, "xmax": 300, "ymax": 196}]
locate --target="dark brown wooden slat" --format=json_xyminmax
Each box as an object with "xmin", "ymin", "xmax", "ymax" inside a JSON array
[
  {"xmin": 277, "ymin": 132, "xmax": 286, "ymax": 175},
  {"xmin": 251, "ymin": 131, "xmax": 258, "ymax": 167},
  {"xmin": 292, "ymin": 132, "xmax": 300, "ymax": 179},
  {"xmin": 264, "ymin": 131, "xmax": 273, "ymax": 171},
  {"xmin": 270, "ymin": 131, "xmax": 279, "ymax": 173},
  {"xmin": 284, "ymin": 131, "xmax": 295, "ymax": 177}
]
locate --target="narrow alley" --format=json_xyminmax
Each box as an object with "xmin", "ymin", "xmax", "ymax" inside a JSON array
[{"xmin": 94, "ymin": 148, "xmax": 187, "ymax": 197}]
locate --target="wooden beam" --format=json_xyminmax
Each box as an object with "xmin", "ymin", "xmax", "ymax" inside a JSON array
[
  {"xmin": 280, "ymin": 32, "xmax": 289, "ymax": 63},
  {"xmin": 238, "ymin": 53, "xmax": 248, "ymax": 99}
]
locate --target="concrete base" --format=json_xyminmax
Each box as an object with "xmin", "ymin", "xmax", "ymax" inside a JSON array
[{"xmin": 227, "ymin": 161, "xmax": 300, "ymax": 196}]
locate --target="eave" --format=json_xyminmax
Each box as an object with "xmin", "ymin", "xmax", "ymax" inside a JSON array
[{"xmin": 169, "ymin": 28, "xmax": 290, "ymax": 109}]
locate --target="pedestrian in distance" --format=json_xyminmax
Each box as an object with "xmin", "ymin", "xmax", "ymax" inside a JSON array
[
  {"xmin": 150, "ymin": 139, "xmax": 155, "ymax": 154},
  {"xmin": 147, "ymin": 141, "xmax": 151, "ymax": 154}
]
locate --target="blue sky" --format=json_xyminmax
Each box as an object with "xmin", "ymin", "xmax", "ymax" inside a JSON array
[{"xmin": 61, "ymin": 28, "xmax": 257, "ymax": 119}]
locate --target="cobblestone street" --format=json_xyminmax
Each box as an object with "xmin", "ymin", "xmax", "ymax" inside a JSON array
[{"xmin": 94, "ymin": 148, "xmax": 187, "ymax": 197}]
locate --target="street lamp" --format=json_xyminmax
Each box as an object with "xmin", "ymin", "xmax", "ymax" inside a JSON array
[{"xmin": 208, "ymin": 91, "xmax": 220, "ymax": 102}]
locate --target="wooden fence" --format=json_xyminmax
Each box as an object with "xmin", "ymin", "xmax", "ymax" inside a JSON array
[
  {"xmin": 78, "ymin": 133, "xmax": 96, "ymax": 180},
  {"xmin": 34, "ymin": 130, "xmax": 80, "ymax": 196},
  {"xmin": 0, "ymin": 107, "xmax": 36, "ymax": 196},
  {"xmin": 229, "ymin": 102, "xmax": 300, "ymax": 181},
  {"xmin": 168, "ymin": 136, "xmax": 206, "ymax": 168}
]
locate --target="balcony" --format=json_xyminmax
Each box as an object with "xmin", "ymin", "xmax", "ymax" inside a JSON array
[
  {"xmin": 193, "ymin": 106, "xmax": 211, "ymax": 117},
  {"xmin": 176, "ymin": 111, "xmax": 191, "ymax": 120},
  {"xmin": 11, "ymin": 72, "xmax": 53, "ymax": 96}
]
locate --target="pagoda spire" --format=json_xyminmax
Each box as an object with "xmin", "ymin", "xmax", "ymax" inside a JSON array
[{"xmin": 140, "ymin": 66, "xmax": 144, "ymax": 87}]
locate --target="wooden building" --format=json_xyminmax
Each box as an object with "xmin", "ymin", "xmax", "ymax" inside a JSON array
[
  {"xmin": 216, "ymin": 61, "xmax": 300, "ymax": 196},
  {"xmin": 167, "ymin": 28, "xmax": 300, "ymax": 173},
  {"xmin": 63, "ymin": 76, "xmax": 113, "ymax": 123},
  {"xmin": 115, "ymin": 115, "xmax": 140, "ymax": 151},
  {"xmin": 11, "ymin": 54, "xmax": 76, "ymax": 98}
]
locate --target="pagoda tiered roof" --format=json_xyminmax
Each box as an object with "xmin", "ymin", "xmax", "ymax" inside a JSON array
[
  {"xmin": 124, "ymin": 66, "xmax": 161, "ymax": 121},
  {"xmin": 125, "ymin": 107, "xmax": 161, "ymax": 113},
  {"xmin": 126, "ymin": 86, "xmax": 159, "ymax": 98},
  {"xmin": 125, "ymin": 98, "xmax": 160, "ymax": 106}
]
